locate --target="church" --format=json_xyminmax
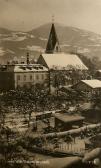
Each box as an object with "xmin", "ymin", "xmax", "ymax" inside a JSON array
[
  {"xmin": 38, "ymin": 22, "xmax": 88, "ymax": 87},
  {"xmin": 0, "ymin": 22, "xmax": 88, "ymax": 91},
  {"xmin": 38, "ymin": 23, "xmax": 87, "ymax": 71}
]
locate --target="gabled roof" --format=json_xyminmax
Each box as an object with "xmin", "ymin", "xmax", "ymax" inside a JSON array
[
  {"xmin": 81, "ymin": 79, "xmax": 101, "ymax": 88},
  {"xmin": 38, "ymin": 53, "xmax": 88, "ymax": 70}
]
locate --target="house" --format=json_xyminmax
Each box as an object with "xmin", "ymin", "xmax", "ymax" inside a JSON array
[
  {"xmin": 72, "ymin": 79, "xmax": 101, "ymax": 97},
  {"xmin": 0, "ymin": 63, "xmax": 48, "ymax": 90},
  {"xmin": 54, "ymin": 112, "xmax": 85, "ymax": 131},
  {"xmin": 80, "ymin": 102, "xmax": 101, "ymax": 123}
]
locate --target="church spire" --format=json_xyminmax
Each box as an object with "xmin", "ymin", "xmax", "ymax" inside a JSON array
[{"xmin": 45, "ymin": 17, "xmax": 60, "ymax": 53}]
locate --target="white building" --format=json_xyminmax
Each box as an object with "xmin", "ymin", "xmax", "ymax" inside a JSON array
[{"xmin": 0, "ymin": 63, "xmax": 48, "ymax": 90}]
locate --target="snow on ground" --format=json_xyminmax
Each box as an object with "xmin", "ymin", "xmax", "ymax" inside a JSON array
[
  {"xmin": 81, "ymin": 34, "xmax": 88, "ymax": 37},
  {"xmin": 39, "ymin": 37, "xmax": 47, "ymax": 41},
  {"xmin": 0, "ymin": 47, "xmax": 5, "ymax": 56},
  {"xmin": 71, "ymin": 28, "xmax": 80, "ymax": 32},
  {"xmin": 21, "ymin": 55, "xmax": 26, "ymax": 59},
  {"xmin": 60, "ymin": 44, "xmax": 70, "ymax": 47},
  {"xmin": 29, "ymin": 34, "xmax": 35, "ymax": 38},
  {"xmin": 6, "ymin": 49, "xmax": 15, "ymax": 54},
  {"xmin": 96, "ymin": 36, "xmax": 101, "ymax": 40},
  {"xmin": 88, "ymin": 36, "xmax": 100, "ymax": 41},
  {"xmin": 2, "ymin": 35, "xmax": 27, "ymax": 41},
  {"xmin": 0, "ymin": 48, "xmax": 15, "ymax": 55},
  {"xmin": 12, "ymin": 32, "xmax": 27, "ymax": 35},
  {"xmin": 88, "ymin": 44, "xmax": 101, "ymax": 47},
  {"xmin": 77, "ymin": 48, "xmax": 90, "ymax": 53},
  {"xmin": 26, "ymin": 45, "xmax": 44, "ymax": 52},
  {"xmin": 15, "ymin": 36, "xmax": 27, "ymax": 41}
]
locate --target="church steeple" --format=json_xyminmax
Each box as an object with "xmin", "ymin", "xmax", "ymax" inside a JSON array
[{"xmin": 45, "ymin": 18, "xmax": 60, "ymax": 53}]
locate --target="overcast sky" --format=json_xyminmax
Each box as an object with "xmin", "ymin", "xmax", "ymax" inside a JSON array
[{"xmin": 1, "ymin": 0, "xmax": 101, "ymax": 34}]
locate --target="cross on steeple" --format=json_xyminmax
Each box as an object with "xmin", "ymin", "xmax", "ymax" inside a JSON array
[{"xmin": 52, "ymin": 15, "xmax": 54, "ymax": 23}]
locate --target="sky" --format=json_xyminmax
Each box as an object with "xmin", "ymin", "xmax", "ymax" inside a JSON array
[{"xmin": 1, "ymin": 0, "xmax": 101, "ymax": 34}]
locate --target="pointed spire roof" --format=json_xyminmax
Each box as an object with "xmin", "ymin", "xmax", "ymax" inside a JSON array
[{"xmin": 45, "ymin": 23, "xmax": 60, "ymax": 53}]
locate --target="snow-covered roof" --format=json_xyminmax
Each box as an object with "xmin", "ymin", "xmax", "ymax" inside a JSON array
[
  {"xmin": 97, "ymin": 70, "xmax": 101, "ymax": 73},
  {"xmin": 81, "ymin": 79, "xmax": 101, "ymax": 88},
  {"xmin": 40, "ymin": 53, "xmax": 88, "ymax": 70},
  {"xmin": 54, "ymin": 113, "xmax": 84, "ymax": 123},
  {"xmin": 0, "ymin": 64, "xmax": 48, "ymax": 72},
  {"xmin": 14, "ymin": 64, "xmax": 48, "ymax": 72}
]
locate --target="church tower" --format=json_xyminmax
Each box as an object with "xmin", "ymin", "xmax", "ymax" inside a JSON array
[{"xmin": 45, "ymin": 19, "xmax": 61, "ymax": 53}]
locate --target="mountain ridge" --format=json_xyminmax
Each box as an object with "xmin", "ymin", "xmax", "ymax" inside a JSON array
[{"xmin": 0, "ymin": 23, "xmax": 101, "ymax": 68}]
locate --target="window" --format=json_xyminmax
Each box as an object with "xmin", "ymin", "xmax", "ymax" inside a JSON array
[
  {"xmin": 17, "ymin": 75, "xmax": 20, "ymax": 80},
  {"xmin": 24, "ymin": 75, "xmax": 26, "ymax": 81},
  {"xmin": 30, "ymin": 75, "xmax": 32, "ymax": 80},
  {"xmin": 41, "ymin": 74, "xmax": 44, "ymax": 80},
  {"xmin": 36, "ymin": 74, "xmax": 39, "ymax": 80}
]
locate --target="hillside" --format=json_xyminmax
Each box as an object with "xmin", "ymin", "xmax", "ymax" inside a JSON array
[{"xmin": 0, "ymin": 23, "xmax": 101, "ymax": 68}]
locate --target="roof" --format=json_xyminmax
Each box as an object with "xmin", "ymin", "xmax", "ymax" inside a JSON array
[
  {"xmin": 59, "ymin": 86, "xmax": 76, "ymax": 92},
  {"xmin": 54, "ymin": 113, "xmax": 85, "ymax": 123},
  {"xmin": 80, "ymin": 102, "xmax": 101, "ymax": 111},
  {"xmin": 97, "ymin": 70, "xmax": 101, "ymax": 73},
  {"xmin": 0, "ymin": 64, "xmax": 48, "ymax": 72},
  {"xmin": 40, "ymin": 53, "xmax": 88, "ymax": 70},
  {"xmin": 14, "ymin": 64, "xmax": 48, "ymax": 72},
  {"xmin": 81, "ymin": 79, "xmax": 101, "ymax": 89}
]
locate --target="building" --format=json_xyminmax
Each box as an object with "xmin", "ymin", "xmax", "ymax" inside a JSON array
[
  {"xmin": 94, "ymin": 70, "xmax": 101, "ymax": 80},
  {"xmin": 38, "ymin": 23, "xmax": 88, "ymax": 71},
  {"xmin": 38, "ymin": 53, "xmax": 88, "ymax": 71},
  {"xmin": 80, "ymin": 102, "xmax": 101, "ymax": 123},
  {"xmin": 72, "ymin": 79, "xmax": 101, "ymax": 97},
  {"xmin": 0, "ymin": 22, "xmax": 88, "ymax": 91},
  {"xmin": 0, "ymin": 63, "xmax": 48, "ymax": 90},
  {"xmin": 54, "ymin": 112, "xmax": 85, "ymax": 131},
  {"xmin": 38, "ymin": 22, "xmax": 88, "ymax": 86}
]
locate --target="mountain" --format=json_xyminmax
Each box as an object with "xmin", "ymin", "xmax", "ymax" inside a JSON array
[{"xmin": 0, "ymin": 23, "xmax": 101, "ymax": 68}]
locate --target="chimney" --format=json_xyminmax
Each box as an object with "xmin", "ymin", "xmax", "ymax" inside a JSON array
[{"xmin": 27, "ymin": 52, "xmax": 30, "ymax": 64}]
